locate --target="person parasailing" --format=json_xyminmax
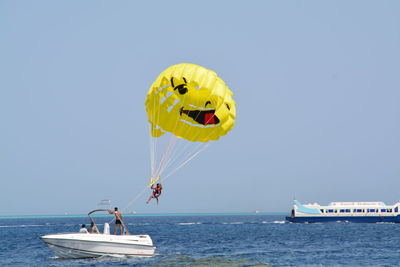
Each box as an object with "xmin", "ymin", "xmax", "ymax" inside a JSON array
[
  {"xmin": 146, "ymin": 183, "xmax": 163, "ymax": 205},
  {"xmin": 143, "ymin": 63, "xmax": 236, "ymax": 206},
  {"xmin": 123, "ymin": 63, "xmax": 235, "ymax": 213}
]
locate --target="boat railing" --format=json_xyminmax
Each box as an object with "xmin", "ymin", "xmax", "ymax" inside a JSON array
[{"xmin": 88, "ymin": 209, "xmax": 131, "ymax": 235}]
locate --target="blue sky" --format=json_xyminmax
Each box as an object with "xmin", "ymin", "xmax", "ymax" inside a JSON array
[{"xmin": 1, "ymin": 1, "xmax": 399, "ymax": 215}]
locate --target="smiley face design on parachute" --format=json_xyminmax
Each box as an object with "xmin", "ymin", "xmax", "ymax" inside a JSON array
[
  {"xmin": 171, "ymin": 77, "xmax": 221, "ymax": 126},
  {"xmin": 145, "ymin": 63, "xmax": 235, "ymax": 142}
]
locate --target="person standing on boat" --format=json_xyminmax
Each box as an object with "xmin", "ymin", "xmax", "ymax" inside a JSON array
[{"xmin": 108, "ymin": 207, "xmax": 123, "ymax": 235}]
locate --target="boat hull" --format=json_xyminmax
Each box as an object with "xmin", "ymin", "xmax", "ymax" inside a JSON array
[
  {"xmin": 41, "ymin": 233, "xmax": 156, "ymax": 258},
  {"xmin": 286, "ymin": 215, "xmax": 400, "ymax": 223}
]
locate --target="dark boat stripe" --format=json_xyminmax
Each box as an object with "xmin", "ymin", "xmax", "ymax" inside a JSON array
[{"xmin": 286, "ymin": 215, "xmax": 400, "ymax": 223}]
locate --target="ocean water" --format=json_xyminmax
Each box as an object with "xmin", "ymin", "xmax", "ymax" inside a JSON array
[{"xmin": 1, "ymin": 214, "xmax": 399, "ymax": 267}]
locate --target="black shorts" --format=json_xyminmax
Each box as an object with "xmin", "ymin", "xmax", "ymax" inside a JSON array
[{"xmin": 115, "ymin": 219, "xmax": 122, "ymax": 225}]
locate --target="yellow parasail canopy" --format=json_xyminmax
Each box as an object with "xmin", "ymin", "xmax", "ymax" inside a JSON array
[{"xmin": 145, "ymin": 63, "xmax": 236, "ymax": 142}]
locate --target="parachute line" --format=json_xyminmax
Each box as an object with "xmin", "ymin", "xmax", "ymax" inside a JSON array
[{"xmin": 163, "ymin": 143, "xmax": 210, "ymax": 181}]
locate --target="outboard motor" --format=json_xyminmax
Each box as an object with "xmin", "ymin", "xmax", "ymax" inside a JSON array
[{"xmin": 104, "ymin": 223, "xmax": 110, "ymax": 235}]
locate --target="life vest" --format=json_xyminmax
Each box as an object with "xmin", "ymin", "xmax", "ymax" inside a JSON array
[{"xmin": 153, "ymin": 186, "xmax": 162, "ymax": 195}]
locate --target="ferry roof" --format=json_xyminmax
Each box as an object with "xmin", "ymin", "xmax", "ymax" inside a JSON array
[{"xmin": 328, "ymin": 202, "xmax": 386, "ymax": 206}]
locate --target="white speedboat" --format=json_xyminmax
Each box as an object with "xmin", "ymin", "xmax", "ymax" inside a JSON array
[{"xmin": 40, "ymin": 209, "xmax": 156, "ymax": 258}]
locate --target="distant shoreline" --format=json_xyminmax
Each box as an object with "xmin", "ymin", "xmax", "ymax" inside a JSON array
[{"xmin": 0, "ymin": 212, "xmax": 287, "ymax": 220}]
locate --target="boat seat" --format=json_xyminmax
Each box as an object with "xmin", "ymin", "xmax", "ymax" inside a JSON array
[{"xmin": 104, "ymin": 223, "xmax": 110, "ymax": 235}]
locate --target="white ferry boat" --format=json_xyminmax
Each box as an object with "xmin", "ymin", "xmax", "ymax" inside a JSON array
[{"xmin": 286, "ymin": 200, "xmax": 400, "ymax": 223}]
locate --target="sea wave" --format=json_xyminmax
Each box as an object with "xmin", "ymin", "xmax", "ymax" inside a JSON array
[
  {"xmin": 261, "ymin": 220, "xmax": 286, "ymax": 224},
  {"xmin": 126, "ymin": 223, "xmax": 151, "ymax": 226},
  {"xmin": 0, "ymin": 224, "xmax": 45, "ymax": 228},
  {"xmin": 177, "ymin": 222, "xmax": 201, "ymax": 225}
]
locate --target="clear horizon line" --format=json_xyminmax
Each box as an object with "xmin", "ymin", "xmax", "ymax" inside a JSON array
[{"xmin": 0, "ymin": 211, "xmax": 288, "ymax": 219}]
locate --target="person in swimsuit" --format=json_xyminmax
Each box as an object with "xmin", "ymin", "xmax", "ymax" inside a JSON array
[
  {"xmin": 108, "ymin": 207, "xmax": 123, "ymax": 235},
  {"xmin": 146, "ymin": 183, "xmax": 162, "ymax": 205}
]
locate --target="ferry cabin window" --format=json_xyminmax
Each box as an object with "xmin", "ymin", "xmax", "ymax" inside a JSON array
[
  {"xmin": 388, "ymin": 208, "xmax": 393, "ymax": 212},
  {"xmin": 395, "ymin": 207, "xmax": 399, "ymax": 212},
  {"xmin": 381, "ymin": 209, "xmax": 387, "ymax": 212},
  {"xmin": 327, "ymin": 209, "xmax": 336, "ymax": 213},
  {"xmin": 339, "ymin": 209, "xmax": 351, "ymax": 213},
  {"xmin": 354, "ymin": 209, "xmax": 363, "ymax": 213},
  {"xmin": 320, "ymin": 209, "xmax": 324, "ymax": 213},
  {"xmin": 367, "ymin": 209, "xmax": 376, "ymax": 212}
]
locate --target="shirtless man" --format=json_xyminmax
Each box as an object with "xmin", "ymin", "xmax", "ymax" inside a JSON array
[{"xmin": 108, "ymin": 207, "xmax": 123, "ymax": 235}]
